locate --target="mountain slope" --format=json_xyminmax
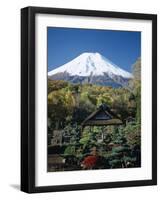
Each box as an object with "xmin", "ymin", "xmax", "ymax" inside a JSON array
[{"xmin": 48, "ymin": 52, "xmax": 133, "ymax": 87}]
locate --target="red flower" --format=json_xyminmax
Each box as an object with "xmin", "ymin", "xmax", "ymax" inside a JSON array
[{"xmin": 81, "ymin": 156, "xmax": 99, "ymax": 169}]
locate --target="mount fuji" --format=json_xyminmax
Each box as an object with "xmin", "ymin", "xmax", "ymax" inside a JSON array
[{"xmin": 48, "ymin": 52, "xmax": 133, "ymax": 87}]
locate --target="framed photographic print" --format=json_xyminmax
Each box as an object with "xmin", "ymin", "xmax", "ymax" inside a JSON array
[{"xmin": 21, "ymin": 6, "xmax": 157, "ymax": 193}]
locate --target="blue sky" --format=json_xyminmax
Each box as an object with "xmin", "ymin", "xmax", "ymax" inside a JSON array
[{"xmin": 47, "ymin": 27, "xmax": 141, "ymax": 72}]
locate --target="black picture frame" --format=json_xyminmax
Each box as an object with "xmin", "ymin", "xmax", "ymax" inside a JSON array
[{"xmin": 21, "ymin": 6, "xmax": 157, "ymax": 193}]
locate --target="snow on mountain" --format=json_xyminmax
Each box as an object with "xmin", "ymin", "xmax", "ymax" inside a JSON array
[{"xmin": 48, "ymin": 52, "xmax": 133, "ymax": 79}]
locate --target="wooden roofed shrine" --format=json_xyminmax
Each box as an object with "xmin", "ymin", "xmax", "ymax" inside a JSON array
[{"xmin": 81, "ymin": 104, "xmax": 123, "ymax": 128}]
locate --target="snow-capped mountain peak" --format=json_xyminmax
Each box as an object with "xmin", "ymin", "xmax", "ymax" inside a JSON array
[{"xmin": 48, "ymin": 52, "xmax": 132, "ymax": 79}]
